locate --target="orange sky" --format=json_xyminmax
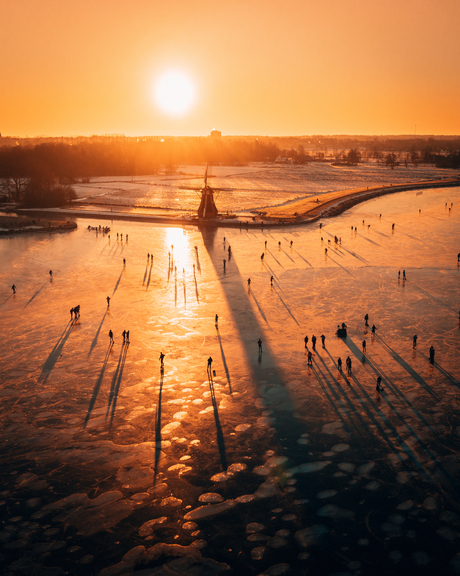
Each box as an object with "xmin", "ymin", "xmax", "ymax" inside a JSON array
[{"xmin": 2, "ymin": 0, "xmax": 460, "ymax": 137}]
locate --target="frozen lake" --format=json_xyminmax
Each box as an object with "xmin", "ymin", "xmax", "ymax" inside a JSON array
[{"xmin": 1, "ymin": 185, "xmax": 460, "ymax": 575}]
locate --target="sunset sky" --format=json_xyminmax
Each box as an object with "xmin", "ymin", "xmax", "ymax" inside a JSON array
[{"xmin": 2, "ymin": 0, "xmax": 460, "ymax": 137}]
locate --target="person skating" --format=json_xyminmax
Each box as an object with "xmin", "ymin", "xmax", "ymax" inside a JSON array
[
  {"xmin": 11, "ymin": 284, "xmax": 16, "ymax": 294},
  {"xmin": 413, "ymin": 335, "xmax": 417, "ymax": 348},
  {"xmin": 109, "ymin": 330, "xmax": 114, "ymax": 344}
]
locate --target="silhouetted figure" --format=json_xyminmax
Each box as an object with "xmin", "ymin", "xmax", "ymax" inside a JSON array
[
  {"xmin": 109, "ymin": 330, "xmax": 114, "ymax": 344},
  {"xmin": 12, "ymin": 284, "xmax": 16, "ymax": 294},
  {"xmin": 126, "ymin": 234, "xmax": 128, "ymax": 241},
  {"xmin": 398, "ymin": 270, "xmax": 400, "ymax": 278},
  {"xmin": 147, "ymin": 253, "xmax": 150, "ymax": 260},
  {"xmin": 223, "ymin": 259, "xmax": 226, "ymax": 271},
  {"xmin": 307, "ymin": 351, "xmax": 313, "ymax": 365},
  {"xmin": 123, "ymin": 258, "xmax": 126, "ymax": 266},
  {"xmin": 107, "ymin": 296, "xmax": 110, "ymax": 306},
  {"xmin": 362, "ymin": 339, "xmax": 367, "ymax": 353},
  {"xmin": 319, "ymin": 223, "xmax": 322, "ymax": 229},
  {"xmin": 376, "ymin": 376, "xmax": 383, "ymax": 392},
  {"xmin": 126, "ymin": 330, "xmax": 130, "ymax": 344},
  {"xmin": 429, "ymin": 346, "xmax": 435, "ymax": 364},
  {"xmin": 207, "ymin": 357, "xmax": 213, "ymax": 377},
  {"xmin": 261, "ymin": 253, "xmax": 264, "ymax": 260},
  {"xmin": 364, "ymin": 313, "xmax": 369, "ymax": 326},
  {"xmin": 371, "ymin": 325, "xmax": 376, "ymax": 334},
  {"xmin": 49, "ymin": 270, "xmax": 53, "ymax": 277},
  {"xmin": 151, "ymin": 254, "xmax": 153, "ymax": 262},
  {"xmin": 247, "ymin": 278, "xmax": 251, "ymax": 286},
  {"xmin": 278, "ymin": 241, "xmax": 281, "ymax": 247},
  {"xmin": 403, "ymin": 270, "xmax": 406, "ymax": 279},
  {"xmin": 290, "ymin": 240, "xmax": 293, "ymax": 247},
  {"xmin": 312, "ymin": 335, "xmax": 317, "ymax": 349},
  {"xmin": 215, "ymin": 314, "xmax": 218, "ymax": 325},
  {"xmin": 122, "ymin": 330, "xmax": 126, "ymax": 342},
  {"xmin": 321, "ymin": 335, "xmax": 325, "ymax": 347},
  {"xmin": 458, "ymin": 252, "xmax": 460, "ymax": 262},
  {"xmin": 337, "ymin": 357, "xmax": 342, "ymax": 371},
  {"xmin": 258, "ymin": 339, "xmax": 262, "ymax": 353},
  {"xmin": 265, "ymin": 240, "xmax": 267, "ymax": 248},
  {"xmin": 392, "ymin": 223, "xmax": 395, "ymax": 230},
  {"xmin": 346, "ymin": 356, "xmax": 352, "ymax": 375},
  {"xmin": 270, "ymin": 276, "xmax": 274, "ymax": 285},
  {"xmin": 325, "ymin": 248, "xmax": 327, "ymax": 254},
  {"xmin": 74, "ymin": 305, "xmax": 80, "ymax": 318},
  {"xmin": 159, "ymin": 352, "xmax": 165, "ymax": 365},
  {"xmin": 304, "ymin": 335, "xmax": 308, "ymax": 348},
  {"xmin": 413, "ymin": 335, "xmax": 417, "ymax": 348},
  {"xmin": 70, "ymin": 308, "xmax": 74, "ymax": 319}
]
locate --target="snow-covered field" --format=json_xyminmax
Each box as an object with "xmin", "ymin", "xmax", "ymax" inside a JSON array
[{"xmin": 72, "ymin": 162, "xmax": 460, "ymax": 214}]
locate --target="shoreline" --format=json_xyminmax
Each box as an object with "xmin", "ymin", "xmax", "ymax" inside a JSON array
[{"xmin": 7, "ymin": 176, "xmax": 460, "ymax": 231}]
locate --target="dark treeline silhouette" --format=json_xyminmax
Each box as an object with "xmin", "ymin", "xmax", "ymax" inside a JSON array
[
  {"xmin": 1, "ymin": 135, "xmax": 459, "ymax": 206},
  {"xmin": 0, "ymin": 138, "xmax": 281, "ymax": 205}
]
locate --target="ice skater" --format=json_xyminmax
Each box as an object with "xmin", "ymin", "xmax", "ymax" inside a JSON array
[
  {"xmin": 337, "ymin": 357, "xmax": 342, "ymax": 371},
  {"xmin": 321, "ymin": 335, "xmax": 325, "ymax": 347},
  {"xmin": 108, "ymin": 330, "xmax": 114, "ymax": 344},
  {"xmin": 70, "ymin": 307, "xmax": 74, "ymax": 319},
  {"xmin": 265, "ymin": 240, "xmax": 267, "ymax": 248},
  {"xmin": 107, "ymin": 296, "xmax": 110, "ymax": 306},
  {"xmin": 304, "ymin": 335, "xmax": 308, "ymax": 348},
  {"xmin": 270, "ymin": 276, "xmax": 274, "ymax": 286},
  {"xmin": 258, "ymin": 339, "xmax": 262, "ymax": 354},
  {"xmin": 307, "ymin": 351, "xmax": 313, "ymax": 365},
  {"xmin": 122, "ymin": 330, "xmax": 126, "ymax": 342},
  {"xmin": 429, "ymin": 345, "xmax": 435, "ymax": 364},
  {"xmin": 413, "ymin": 335, "xmax": 417, "ymax": 348},
  {"xmin": 49, "ymin": 270, "xmax": 53, "ymax": 277},
  {"xmin": 364, "ymin": 313, "xmax": 369, "ymax": 326},
  {"xmin": 312, "ymin": 335, "xmax": 316, "ymax": 349},
  {"xmin": 126, "ymin": 330, "xmax": 130, "ymax": 344},
  {"xmin": 159, "ymin": 352, "xmax": 165, "ymax": 365},
  {"xmin": 346, "ymin": 356, "xmax": 352, "ymax": 375},
  {"xmin": 207, "ymin": 356, "xmax": 213, "ymax": 378},
  {"xmin": 11, "ymin": 284, "xmax": 16, "ymax": 294},
  {"xmin": 261, "ymin": 253, "xmax": 264, "ymax": 261},
  {"xmin": 247, "ymin": 278, "xmax": 251, "ymax": 287},
  {"xmin": 403, "ymin": 270, "xmax": 406, "ymax": 279},
  {"xmin": 376, "ymin": 376, "xmax": 383, "ymax": 392},
  {"xmin": 215, "ymin": 314, "xmax": 218, "ymax": 326},
  {"xmin": 290, "ymin": 240, "xmax": 293, "ymax": 247},
  {"xmin": 362, "ymin": 339, "xmax": 367, "ymax": 353},
  {"xmin": 123, "ymin": 258, "xmax": 126, "ymax": 266},
  {"xmin": 371, "ymin": 324, "xmax": 376, "ymax": 334}
]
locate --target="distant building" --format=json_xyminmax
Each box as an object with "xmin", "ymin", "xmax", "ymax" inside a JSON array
[{"xmin": 210, "ymin": 129, "xmax": 221, "ymax": 139}]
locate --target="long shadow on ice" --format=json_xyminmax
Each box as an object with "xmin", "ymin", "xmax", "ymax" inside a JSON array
[
  {"xmin": 24, "ymin": 284, "xmax": 46, "ymax": 308},
  {"xmin": 153, "ymin": 369, "xmax": 164, "ymax": 485},
  {"xmin": 88, "ymin": 309, "xmax": 108, "ymax": 358},
  {"xmin": 208, "ymin": 366, "xmax": 227, "ymax": 471},
  {"xmin": 374, "ymin": 334, "xmax": 438, "ymax": 399},
  {"xmin": 344, "ymin": 337, "xmax": 458, "ymax": 488},
  {"xmin": 215, "ymin": 325, "xmax": 232, "ymax": 394},
  {"xmin": 107, "ymin": 342, "xmax": 129, "ymax": 427},
  {"xmin": 38, "ymin": 319, "xmax": 75, "ymax": 383},
  {"xmin": 84, "ymin": 341, "xmax": 113, "ymax": 428},
  {"xmin": 200, "ymin": 227, "xmax": 306, "ymax": 463}
]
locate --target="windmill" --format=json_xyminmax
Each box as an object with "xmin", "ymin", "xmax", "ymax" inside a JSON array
[{"xmin": 197, "ymin": 163, "xmax": 219, "ymax": 219}]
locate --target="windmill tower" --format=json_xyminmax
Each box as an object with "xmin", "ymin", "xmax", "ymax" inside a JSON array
[{"xmin": 197, "ymin": 164, "xmax": 218, "ymax": 219}]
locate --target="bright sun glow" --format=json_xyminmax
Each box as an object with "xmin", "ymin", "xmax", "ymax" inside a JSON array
[{"xmin": 155, "ymin": 71, "xmax": 195, "ymax": 116}]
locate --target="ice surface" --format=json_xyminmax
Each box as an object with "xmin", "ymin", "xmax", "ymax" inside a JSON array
[{"xmin": 1, "ymin": 183, "xmax": 460, "ymax": 575}]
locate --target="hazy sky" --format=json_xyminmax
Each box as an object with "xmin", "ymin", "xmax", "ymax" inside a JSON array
[{"xmin": 2, "ymin": 0, "xmax": 460, "ymax": 137}]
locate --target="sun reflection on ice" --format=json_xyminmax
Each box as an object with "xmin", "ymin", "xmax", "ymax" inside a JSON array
[{"xmin": 165, "ymin": 227, "xmax": 192, "ymax": 271}]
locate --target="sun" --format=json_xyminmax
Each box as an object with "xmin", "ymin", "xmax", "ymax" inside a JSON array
[{"xmin": 155, "ymin": 71, "xmax": 196, "ymax": 116}]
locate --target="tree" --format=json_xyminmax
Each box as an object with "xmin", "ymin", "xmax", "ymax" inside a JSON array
[
  {"xmin": 347, "ymin": 148, "xmax": 361, "ymax": 165},
  {"xmin": 385, "ymin": 153, "xmax": 398, "ymax": 170}
]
